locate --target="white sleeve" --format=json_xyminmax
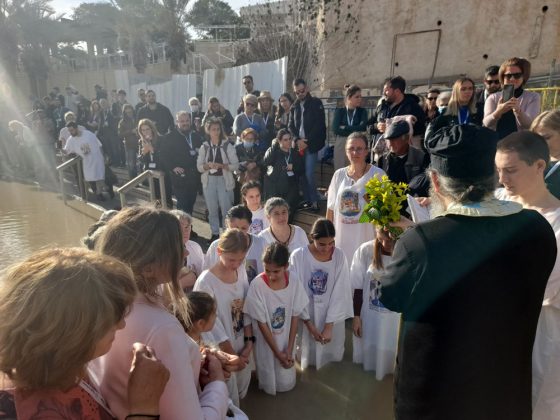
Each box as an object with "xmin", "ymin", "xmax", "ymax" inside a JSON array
[
  {"xmin": 327, "ymin": 170, "xmax": 340, "ymax": 210},
  {"xmin": 350, "ymin": 244, "xmax": 367, "ymax": 290},
  {"xmin": 325, "ymin": 249, "xmax": 354, "ymax": 323},
  {"xmin": 243, "ymin": 280, "xmax": 268, "ymax": 323},
  {"xmin": 292, "ymin": 281, "xmax": 310, "ymax": 316},
  {"xmin": 63, "ymin": 138, "xmax": 75, "ymax": 154},
  {"xmin": 202, "ymin": 241, "xmax": 219, "ymax": 271}
]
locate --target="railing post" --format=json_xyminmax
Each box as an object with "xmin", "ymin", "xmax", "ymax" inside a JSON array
[
  {"xmin": 158, "ymin": 173, "xmax": 168, "ymax": 209},
  {"xmin": 77, "ymin": 159, "xmax": 87, "ymax": 202},
  {"xmin": 148, "ymin": 174, "xmax": 156, "ymax": 202},
  {"xmin": 59, "ymin": 169, "xmax": 67, "ymax": 205}
]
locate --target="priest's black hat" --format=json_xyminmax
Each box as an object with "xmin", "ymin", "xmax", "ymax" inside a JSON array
[{"xmin": 425, "ymin": 124, "xmax": 498, "ymax": 178}]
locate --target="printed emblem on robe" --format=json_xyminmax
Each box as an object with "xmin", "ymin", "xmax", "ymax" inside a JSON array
[
  {"xmin": 245, "ymin": 259, "xmax": 258, "ymax": 283},
  {"xmin": 369, "ymin": 275, "xmax": 386, "ymax": 310},
  {"xmin": 340, "ymin": 189, "xmax": 360, "ymax": 224},
  {"xmin": 250, "ymin": 218, "xmax": 264, "ymax": 234},
  {"xmin": 231, "ymin": 298, "xmax": 244, "ymax": 338},
  {"xmin": 308, "ymin": 269, "xmax": 328, "ymax": 295},
  {"xmin": 271, "ymin": 307, "xmax": 286, "ymax": 333}
]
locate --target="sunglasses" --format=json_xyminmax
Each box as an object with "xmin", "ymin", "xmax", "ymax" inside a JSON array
[
  {"xmin": 427, "ymin": 97, "xmax": 437, "ymax": 101},
  {"xmin": 295, "ymin": 89, "xmax": 306, "ymax": 94},
  {"xmin": 504, "ymin": 73, "xmax": 523, "ymax": 80},
  {"xmin": 485, "ymin": 80, "xmax": 501, "ymax": 85}
]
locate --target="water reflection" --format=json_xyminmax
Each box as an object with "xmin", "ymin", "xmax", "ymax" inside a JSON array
[{"xmin": 0, "ymin": 181, "xmax": 95, "ymax": 271}]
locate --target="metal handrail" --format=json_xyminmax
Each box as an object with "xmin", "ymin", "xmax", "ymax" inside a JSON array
[
  {"xmin": 56, "ymin": 156, "xmax": 88, "ymax": 204},
  {"xmin": 117, "ymin": 170, "xmax": 168, "ymax": 209}
]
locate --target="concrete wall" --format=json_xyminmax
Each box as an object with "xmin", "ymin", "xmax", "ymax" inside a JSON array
[{"xmin": 314, "ymin": 0, "xmax": 560, "ymax": 91}]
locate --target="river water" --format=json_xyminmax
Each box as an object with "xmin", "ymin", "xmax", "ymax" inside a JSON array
[
  {"xmin": 0, "ymin": 180, "xmax": 96, "ymax": 271},
  {"xmin": 0, "ymin": 180, "xmax": 394, "ymax": 420}
]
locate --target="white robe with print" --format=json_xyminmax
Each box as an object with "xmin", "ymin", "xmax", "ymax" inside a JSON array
[
  {"xmin": 289, "ymin": 246, "xmax": 353, "ymax": 369},
  {"xmin": 350, "ymin": 241, "xmax": 400, "ymax": 380},
  {"xmin": 258, "ymin": 225, "xmax": 309, "ymax": 255},
  {"xmin": 193, "ymin": 270, "xmax": 251, "ymax": 406},
  {"xmin": 249, "ymin": 207, "xmax": 270, "ymax": 235},
  {"xmin": 243, "ymin": 274, "xmax": 308, "ymax": 395},
  {"xmin": 63, "ymin": 129, "xmax": 105, "ymax": 182},
  {"xmin": 203, "ymin": 234, "xmax": 266, "ymax": 284},
  {"xmin": 327, "ymin": 165, "xmax": 385, "ymax": 261}
]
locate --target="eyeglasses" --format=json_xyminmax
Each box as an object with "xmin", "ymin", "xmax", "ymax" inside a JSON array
[
  {"xmin": 295, "ymin": 89, "xmax": 306, "ymax": 95},
  {"xmin": 504, "ymin": 73, "xmax": 523, "ymax": 80},
  {"xmin": 485, "ymin": 79, "xmax": 501, "ymax": 85},
  {"xmin": 346, "ymin": 147, "xmax": 366, "ymax": 153},
  {"xmin": 427, "ymin": 97, "xmax": 437, "ymax": 101}
]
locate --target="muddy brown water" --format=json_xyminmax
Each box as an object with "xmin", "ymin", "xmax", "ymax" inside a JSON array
[{"xmin": 0, "ymin": 180, "xmax": 395, "ymax": 419}]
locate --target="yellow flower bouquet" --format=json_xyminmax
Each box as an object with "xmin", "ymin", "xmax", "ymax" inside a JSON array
[{"xmin": 359, "ymin": 175, "xmax": 408, "ymax": 238}]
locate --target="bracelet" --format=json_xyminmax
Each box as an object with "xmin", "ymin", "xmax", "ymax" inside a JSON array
[
  {"xmin": 125, "ymin": 415, "xmax": 160, "ymax": 419},
  {"xmin": 244, "ymin": 335, "xmax": 256, "ymax": 343}
]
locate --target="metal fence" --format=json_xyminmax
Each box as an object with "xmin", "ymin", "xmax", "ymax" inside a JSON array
[{"xmin": 527, "ymin": 87, "xmax": 560, "ymax": 112}]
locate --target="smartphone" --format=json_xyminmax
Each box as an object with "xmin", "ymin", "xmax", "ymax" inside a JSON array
[{"xmin": 502, "ymin": 84, "xmax": 514, "ymax": 102}]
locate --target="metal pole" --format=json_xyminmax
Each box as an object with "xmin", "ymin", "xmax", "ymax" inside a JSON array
[
  {"xmin": 158, "ymin": 173, "xmax": 168, "ymax": 209},
  {"xmin": 148, "ymin": 174, "xmax": 156, "ymax": 202},
  {"xmin": 59, "ymin": 169, "xmax": 66, "ymax": 204},
  {"xmin": 120, "ymin": 191, "xmax": 127, "ymax": 209}
]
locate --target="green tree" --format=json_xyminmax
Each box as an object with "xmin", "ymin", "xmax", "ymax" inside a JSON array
[
  {"xmin": 187, "ymin": 0, "xmax": 248, "ymax": 40},
  {"xmin": 152, "ymin": 0, "xmax": 189, "ymax": 73}
]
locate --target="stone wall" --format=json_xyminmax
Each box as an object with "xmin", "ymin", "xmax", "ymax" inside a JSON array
[{"xmin": 312, "ymin": 0, "xmax": 559, "ymax": 92}]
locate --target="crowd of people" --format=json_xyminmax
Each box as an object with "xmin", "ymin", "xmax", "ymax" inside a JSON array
[{"xmin": 1, "ymin": 55, "xmax": 560, "ymax": 420}]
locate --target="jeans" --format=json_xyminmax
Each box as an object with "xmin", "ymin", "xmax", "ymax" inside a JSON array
[
  {"xmin": 125, "ymin": 147, "xmax": 138, "ymax": 179},
  {"xmin": 303, "ymin": 150, "xmax": 320, "ymax": 203},
  {"xmin": 203, "ymin": 176, "xmax": 234, "ymax": 236}
]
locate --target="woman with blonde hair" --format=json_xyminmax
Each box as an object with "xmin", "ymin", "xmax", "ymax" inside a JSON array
[
  {"xmin": 0, "ymin": 247, "xmax": 168, "ymax": 419},
  {"xmin": 91, "ymin": 206, "xmax": 229, "ymax": 420},
  {"xmin": 484, "ymin": 57, "xmax": 541, "ymax": 138},
  {"xmin": 532, "ymin": 109, "xmax": 560, "ymax": 199},
  {"xmin": 198, "ymin": 118, "xmax": 240, "ymax": 241},
  {"xmin": 425, "ymin": 77, "xmax": 482, "ymax": 140},
  {"xmin": 194, "ymin": 228, "xmax": 254, "ymax": 406},
  {"xmin": 138, "ymin": 118, "xmax": 172, "ymax": 207}
]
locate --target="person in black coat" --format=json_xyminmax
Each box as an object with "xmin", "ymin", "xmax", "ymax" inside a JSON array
[
  {"xmin": 263, "ymin": 129, "xmax": 304, "ymax": 223},
  {"xmin": 379, "ymin": 124, "xmax": 557, "ymax": 420},
  {"xmin": 288, "ymin": 78, "xmax": 326, "ymax": 211},
  {"xmin": 137, "ymin": 90, "xmax": 174, "ymax": 135},
  {"xmin": 160, "ymin": 112, "xmax": 203, "ymax": 215}
]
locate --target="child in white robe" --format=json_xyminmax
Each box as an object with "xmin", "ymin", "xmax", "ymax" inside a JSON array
[
  {"xmin": 350, "ymin": 227, "xmax": 401, "ymax": 380},
  {"xmin": 289, "ymin": 218, "xmax": 353, "ymax": 370},
  {"xmin": 244, "ymin": 243, "xmax": 309, "ymax": 395},
  {"xmin": 193, "ymin": 229, "xmax": 254, "ymax": 407}
]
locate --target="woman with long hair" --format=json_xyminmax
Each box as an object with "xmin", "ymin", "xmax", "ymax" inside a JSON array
[
  {"xmin": 92, "ymin": 206, "xmax": 229, "ymax": 420},
  {"xmin": 332, "ymin": 84, "xmax": 368, "ymax": 170},
  {"xmin": 274, "ymin": 92, "xmax": 294, "ymax": 131},
  {"xmin": 86, "ymin": 99, "xmax": 101, "ymax": 134},
  {"xmin": 484, "ymin": 57, "xmax": 541, "ymax": 138},
  {"xmin": 138, "ymin": 118, "xmax": 172, "ymax": 207},
  {"xmin": 0, "ymin": 247, "xmax": 169, "ymax": 419},
  {"xmin": 197, "ymin": 117, "xmax": 239, "ymax": 241},
  {"xmin": 425, "ymin": 77, "xmax": 482, "ymax": 141}
]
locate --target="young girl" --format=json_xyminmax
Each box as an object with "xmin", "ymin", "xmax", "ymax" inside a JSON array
[
  {"xmin": 258, "ymin": 197, "xmax": 309, "ymax": 254},
  {"xmin": 194, "ymin": 229, "xmax": 254, "ymax": 406},
  {"xmin": 171, "ymin": 210, "xmax": 204, "ymax": 291},
  {"xmin": 244, "ymin": 243, "xmax": 309, "ymax": 395},
  {"xmin": 92, "ymin": 207, "xmax": 229, "ymax": 420},
  {"xmin": 241, "ymin": 180, "xmax": 270, "ymax": 235},
  {"xmin": 289, "ymin": 218, "xmax": 353, "ymax": 370},
  {"xmin": 262, "ymin": 129, "xmax": 303, "ymax": 221},
  {"xmin": 350, "ymin": 227, "xmax": 401, "ymax": 380},
  {"xmin": 203, "ymin": 205, "xmax": 267, "ymax": 284}
]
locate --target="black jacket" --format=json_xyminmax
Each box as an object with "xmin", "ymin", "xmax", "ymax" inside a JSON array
[
  {"xmin": 376, "ymin": 146, "xmax": 430, "ymax": 196},
  {"xmin": 263, "ymin": 145, "xmax": 303, "ymax": 189},
  {"xmin": 368, "ymin": 94, "xmax": 426, "ymax": 136},
  {"xmin": 424, "ymin": 103, "xmax": 484, "ymax": 142},
  {"xmin": 160, "ymin": 128, "xmax": 202, "ymax": 187},
  {"xmin": 380, "ymin": 210, "xmax": 556, "ymax": 420},
  {"xmin": 137, "ymin": 103, "xmax": 174, "ymax": 135},
  {"xmin": 288, "ymin": 93, "xmax": 327, "ymax": 153}
]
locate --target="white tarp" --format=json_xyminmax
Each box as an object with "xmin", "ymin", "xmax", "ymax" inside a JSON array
[
  {"xmin": 202, "ymin": 57, "xmax": 288, "ymax": 116},
  {"xmin": 129, "ymin": 74, "xmax": 199, "ymax": 117}
]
